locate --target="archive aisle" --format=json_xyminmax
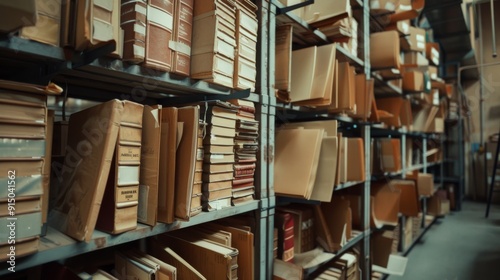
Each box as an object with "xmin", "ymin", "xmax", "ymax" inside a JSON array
[{"xmin": 0, "ymin": 0, "xmax": 466, "ymax": 279}]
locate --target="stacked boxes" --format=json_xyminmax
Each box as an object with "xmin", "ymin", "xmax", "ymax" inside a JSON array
[{"xmin": 191, "ymin": 0, "xmax": 237, "ymax": 88}]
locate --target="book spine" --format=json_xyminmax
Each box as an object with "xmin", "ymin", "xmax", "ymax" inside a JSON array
[
  {"xmin": 144, "ymin": 0, "xmax": 174, "ymax": 71},
  {"xmin": 234, "ymin": 169, "xmax": 255, "ymax": 176},
  {"xmin": 121, "ymin": 1, "xmax": 147, "ymax": 63},
  {"xmin": 171, "ymin": 0, "xmax": 194, "ymax": 76}
]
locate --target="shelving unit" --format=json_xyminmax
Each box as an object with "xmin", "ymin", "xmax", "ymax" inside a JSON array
[{"xmin": 0, "ymin": 0, "xmax": 466, "ymax": 279}]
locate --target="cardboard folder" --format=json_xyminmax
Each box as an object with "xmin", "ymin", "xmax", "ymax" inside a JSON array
[
  {"xmin": 303, "ymin": 0, "xmax": 350, "ymax": 26},
  {"xmin": 370, "ymin": 31, "xmax": 400, "ymax": 70},
  {"xmin": 138, "ymin": 105, "xmax": 162, "ymax": 226},
  {"xmin": 376, "ymin": 98, "xmax": 404, "ymax": 127},
  {"xmin": 371, "ymin": 183, "xmax": 401, "ymax": 228},
  {"xmin": 346, "ymin": 138, "xmax": 365, "ymax": 182},
  {"xmin": 158, "ymin": 107, "xmax": 178, "ymax": 224},
  {"xmin": 389, "ymin": 180, "xmax": 420, "ymax": 217},
  {"xmin": 274, "ymin": 128, "xmax": 324, "ymax": 199},
  {"xmin": 49, "ymin": 100, "xmax": 124, "ymax": 242},
  {"xmin": 292, "ymin": 43, "xmax": 337, "ymax": 106},
  {"xmin": 350, "ymin": 74, "xmax": 373, "ymax": 120},
  {"xmin": 317, "ymin": 195, "xmax": 351, "ymax": 252},
  {"xmin": 175, "ymin": 106, "xmax": 199, "ymax": 221},
  {"xmin": 379, "ymin": 138, "xmax": 401, "ymax": 173},
  {"xmin": 331, "ymin": 62, "xmax": 355, "ymax": 113},
  {"xmin": 310, "ymin": 136, "xmax": 338, "ymax": 202}
]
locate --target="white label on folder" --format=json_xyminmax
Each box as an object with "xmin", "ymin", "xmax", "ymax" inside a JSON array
[
  {"xmin": 432, "ymin": 48, "xmax": 440, "ymax": 57},
  {"xmin": 427, "ymin": 81, "xmax": 431, "ymax": 89},
  {"xmin": 371, "ymin": 0, "xmax": 381, "ymax": 9},
  {"xmin": 431, "ymin": 73, "xmax": 438, "ymax": 79},
  {"xmin": 148, "ymin": 6, "xmax": 173, "ymax": 30},
  {"xmin": 118, "ymin": 165, "xmax": 140, "ymax": 186},
  {"xmin": 487, "ymin": 152, "xmax": 492, "ymax": 160},
  {"xmin": 385, "ymin": 2, "xmax": 396, "ymax": 11},
  {"xmin": 94, "ymin": 0, "xmax": 113, "ymax": 11},
  {"xmin": 169, "ymin": 41, "xmax": 191, "ymax": 55},
  {"xmin": 417, "ymin": 42, "xmax": 426, "ymax": 50},
  {"xmin": 416, "ymin": 34, "xmax": 425, "ymax": 42},
  {"xmin": 197, "ymin": 149, "xmax": 204, "ymax": 160}
]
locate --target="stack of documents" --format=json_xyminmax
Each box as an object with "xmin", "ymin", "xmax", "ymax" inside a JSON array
[
  {"xmin": 200, "ymin": 101, "xmax": 238, "ymax": 211},
  {"xmin": 229, "ymin": 100, "xmax": 258, "ymax": 205}
]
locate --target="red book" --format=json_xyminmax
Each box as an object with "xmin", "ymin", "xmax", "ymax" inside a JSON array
[
  {"xmin": 234, "ymin": 163, "xmax": 256, "ymax": 171},
  {"xmin": 275, "ymin": 212, "xmax": 294, "ymax": 262}
]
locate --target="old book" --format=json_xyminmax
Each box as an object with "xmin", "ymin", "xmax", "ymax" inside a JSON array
[
  {"xmin": 0, "ymin": 160, "xmax": 43, "ymax": 199},
  {"xmin": 144, "ymin": 0, "xmax": 174, "ymax": 71},
  {"xmin": 138, "ymin": 105, "xmax": 162, "ymax": 226},
  {"xmin": 204, "ymin": 153, "xmax": 235, "ymax": 164},
  {"xmin": 204, "ymin": 145, "xmax": 234, "ymax": 154},
  {"xmin": 49, "ymin": 100, "xmax": 124, "ymax": 242},
  {"xmin": 203, "ymin": 172, "xmax": 234, "ymax": 182},
  {"xmin": 0, "ymin": 138, "xmax": 45, "ymax": 158},
  {"xmin": 278, "ymin": 205, "xmax": 315, "ymax": 254},
  {"xmin": 202, "ymin": 187, "xmax": 232, "ymax": 201},
  {"xmin": 203, "ymin": 180, "xmax": 232, "ymax": 192},
  {"xmin": 171, "ymin": 0, "xmax": 194, "ymax": 76},
  {"xmin": 275, "ymin": 211, "xmax": 294, "ymax": 262},
  {"xmin": 203, "ymin": 163, "xmax": 234, "ymax": 173},
  {"xmin": 207, "ymin": 125, "xmax": 236, "ymax": 138},
  {"xmin": 175, "ymin": 106, "xmax": 199, "ymax": 221},
  {"xmin": 97, "ymin": 101, "xmax": 143, "ymax": 234},
  {"xmin": 121, "ymin": 0, "xmax": 148, "ymax": 63}
]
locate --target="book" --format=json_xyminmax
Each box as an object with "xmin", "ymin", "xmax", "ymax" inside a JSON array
[
  {"xmin": 175, "ymin": 106, "xmax": 200, "ymax": 221},
  {"xmin": 203, "ymin": 163, "xmax": 234, "ymax": 173},
  {"xmin": 203, "ymin": 180, "xmax": 233, "ymax": 192},
  {"xmin": 138, "ymin": 105, "xmax": 162, "ymax": 226},
  {"xmin": 204, "ymin": 145, "xmax": 235, "ymax": 154},
  {"xmin": 202, "ymin": 187, "xmax": 232, "ymax": 202},
  {"xmin": 158, "ymin": 107, "xmax": 178, "ymax": 223},
  {"xmin": 203, "ymin": 172, "xmax": 234, "ymax": 183},
  {"xmin": 96, "ymin": 101, "xmax": 144, "ymax": 234},
  {"xmin": 144, "ymin": 0, "xmax": 174, "ymax": 71},
  {"xmin": 275, "ymin": 212, "xmax": 294, "ymax": 262},
  {"xmin": 49, "ymin": 100, "xmax": 124, "ymax": 242},
  {"xmin": 171, "ymin": 0, "xmax": 194, "ymax": 76},
  {"xmin": 204, "ymin": 153, "xmax": 235, "ymax": 164},
  {"xmin": 0, "ymin": 159, "xmax": 43, "ymax": 199}
]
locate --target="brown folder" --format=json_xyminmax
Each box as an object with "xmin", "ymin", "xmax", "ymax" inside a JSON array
[
  {"xmin": 275, "ymin": 24, "xmax": 293, "ymax": 101},
  {"xmin": 310, "ymin": 136, "xmax": 338, "ymax": 202},
  {"xmin": 274, "ymin": 128, "xmax": 324, "ymax": 199},
  {"xmin": 318, "ymin": 196, "xmax": 351, "ymax": 252},
  {"xmin": 175, "ymin": 106, "xmax": 199, "ymax": 221},
  {"xmin": 380, "ymin": 138, "xmax": 401, "ymax": 173},
  {"xmin": 346, "ymin": 138, "xmax": 365, "ymax": 182},
  {"xmin": 121, "ymin": 0, "xmax": 148, "ymax": 63},
  {"xmin": 377, "ymin": 97, "xmax": 404, "ymax": 127},
  {"xmin": 158, "ymin": 107, "xmax": 178, "ymax": 223},
  {"xmin": 390, "ymin": 180, "xmax": 420, "ymax": 217},
  {"xmin": 97, "ymin": 101, "xmax": 144, "ymax": 234},
  {"xmin": 144, "ymin": 0, "xmax": 174, "ymax": 71},
  {"xmin": 370, "ymin": 31, "xmax": 400, "ymax": 69},
  {"xmin": 138, "ymin": 105, "xmax": 162, "ymax": 226},
  {"xmin": 49, "ymin": 100, "xmax": 124, "ymax": 241},
  {"xmin": 371, "ymin": 183, "xmax": 401, "ymax": 228}
]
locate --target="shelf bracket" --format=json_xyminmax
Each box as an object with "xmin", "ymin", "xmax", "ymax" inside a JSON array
[
  {"xmin": 71, "ymin": 40, "xmax": 116, "ymax": 69},
  {"xmin": 275, "ymin": 0, "xmax": 314, "ymax": 15}
]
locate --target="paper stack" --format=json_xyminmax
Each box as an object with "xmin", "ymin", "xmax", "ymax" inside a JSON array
[
  {"xmin": 200, "ymin": 101, "xmax": 238, "ymax": 211},
  {"xmin": 229, "ymin": 100, "xmax": 258, "ymax": 205},
  {"xmin": 233, "ymin": 0, "xmax": 258, "ymax": 91}
]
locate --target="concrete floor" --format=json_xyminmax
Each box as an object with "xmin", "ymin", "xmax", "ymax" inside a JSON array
[{"xmin": 388, "ymin": 201, "xmax": 500, "ymax": 280}]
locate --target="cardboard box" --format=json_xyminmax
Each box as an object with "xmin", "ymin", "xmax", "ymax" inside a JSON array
[
  {"xmin": 402, "ymin": 71, "xmax": 424, "ymax": 92},
  {"xmin": 371, "ymin": 31, "xmax": 401, "ymax": 69},
  {"xmin": 400, "ymin": 26, "xmax": 426, "ymax": 52},
  {"xmin": 390, "ymin": 180, "xmax": 420, "ymax": 217},
  {"xmin": 303, "ymin": 0, "xmax": 350, "ymax": 26},
  {"xmin": 20, "ymin": 0, "xmax": 61, "ymax": 46},
  {"xmin": 0, "ymin": 1, "xmax": 37, "ymax": 33},
  {"xmin": 416, "ymin": 173, "xmax": 434, "ymax": 197},
  {"xmin": 426, "ymin": 42, "xmax": 440, "ymax": 66}
]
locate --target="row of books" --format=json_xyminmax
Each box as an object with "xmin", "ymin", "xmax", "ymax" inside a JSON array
[
  {"xmin": 18, "ymin": 220, "xmax": 254, "ymax": 280},
  {"xmin": 0, "ymin": 80, "xmax": 258, "ymax": 261},
  {"xmin": 0, "ymin": 81, "xmax": 63, "ymax": 261},
  {"xmin": 3, "ymin": 0, "xmax": 257, "ymax": 90}
]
